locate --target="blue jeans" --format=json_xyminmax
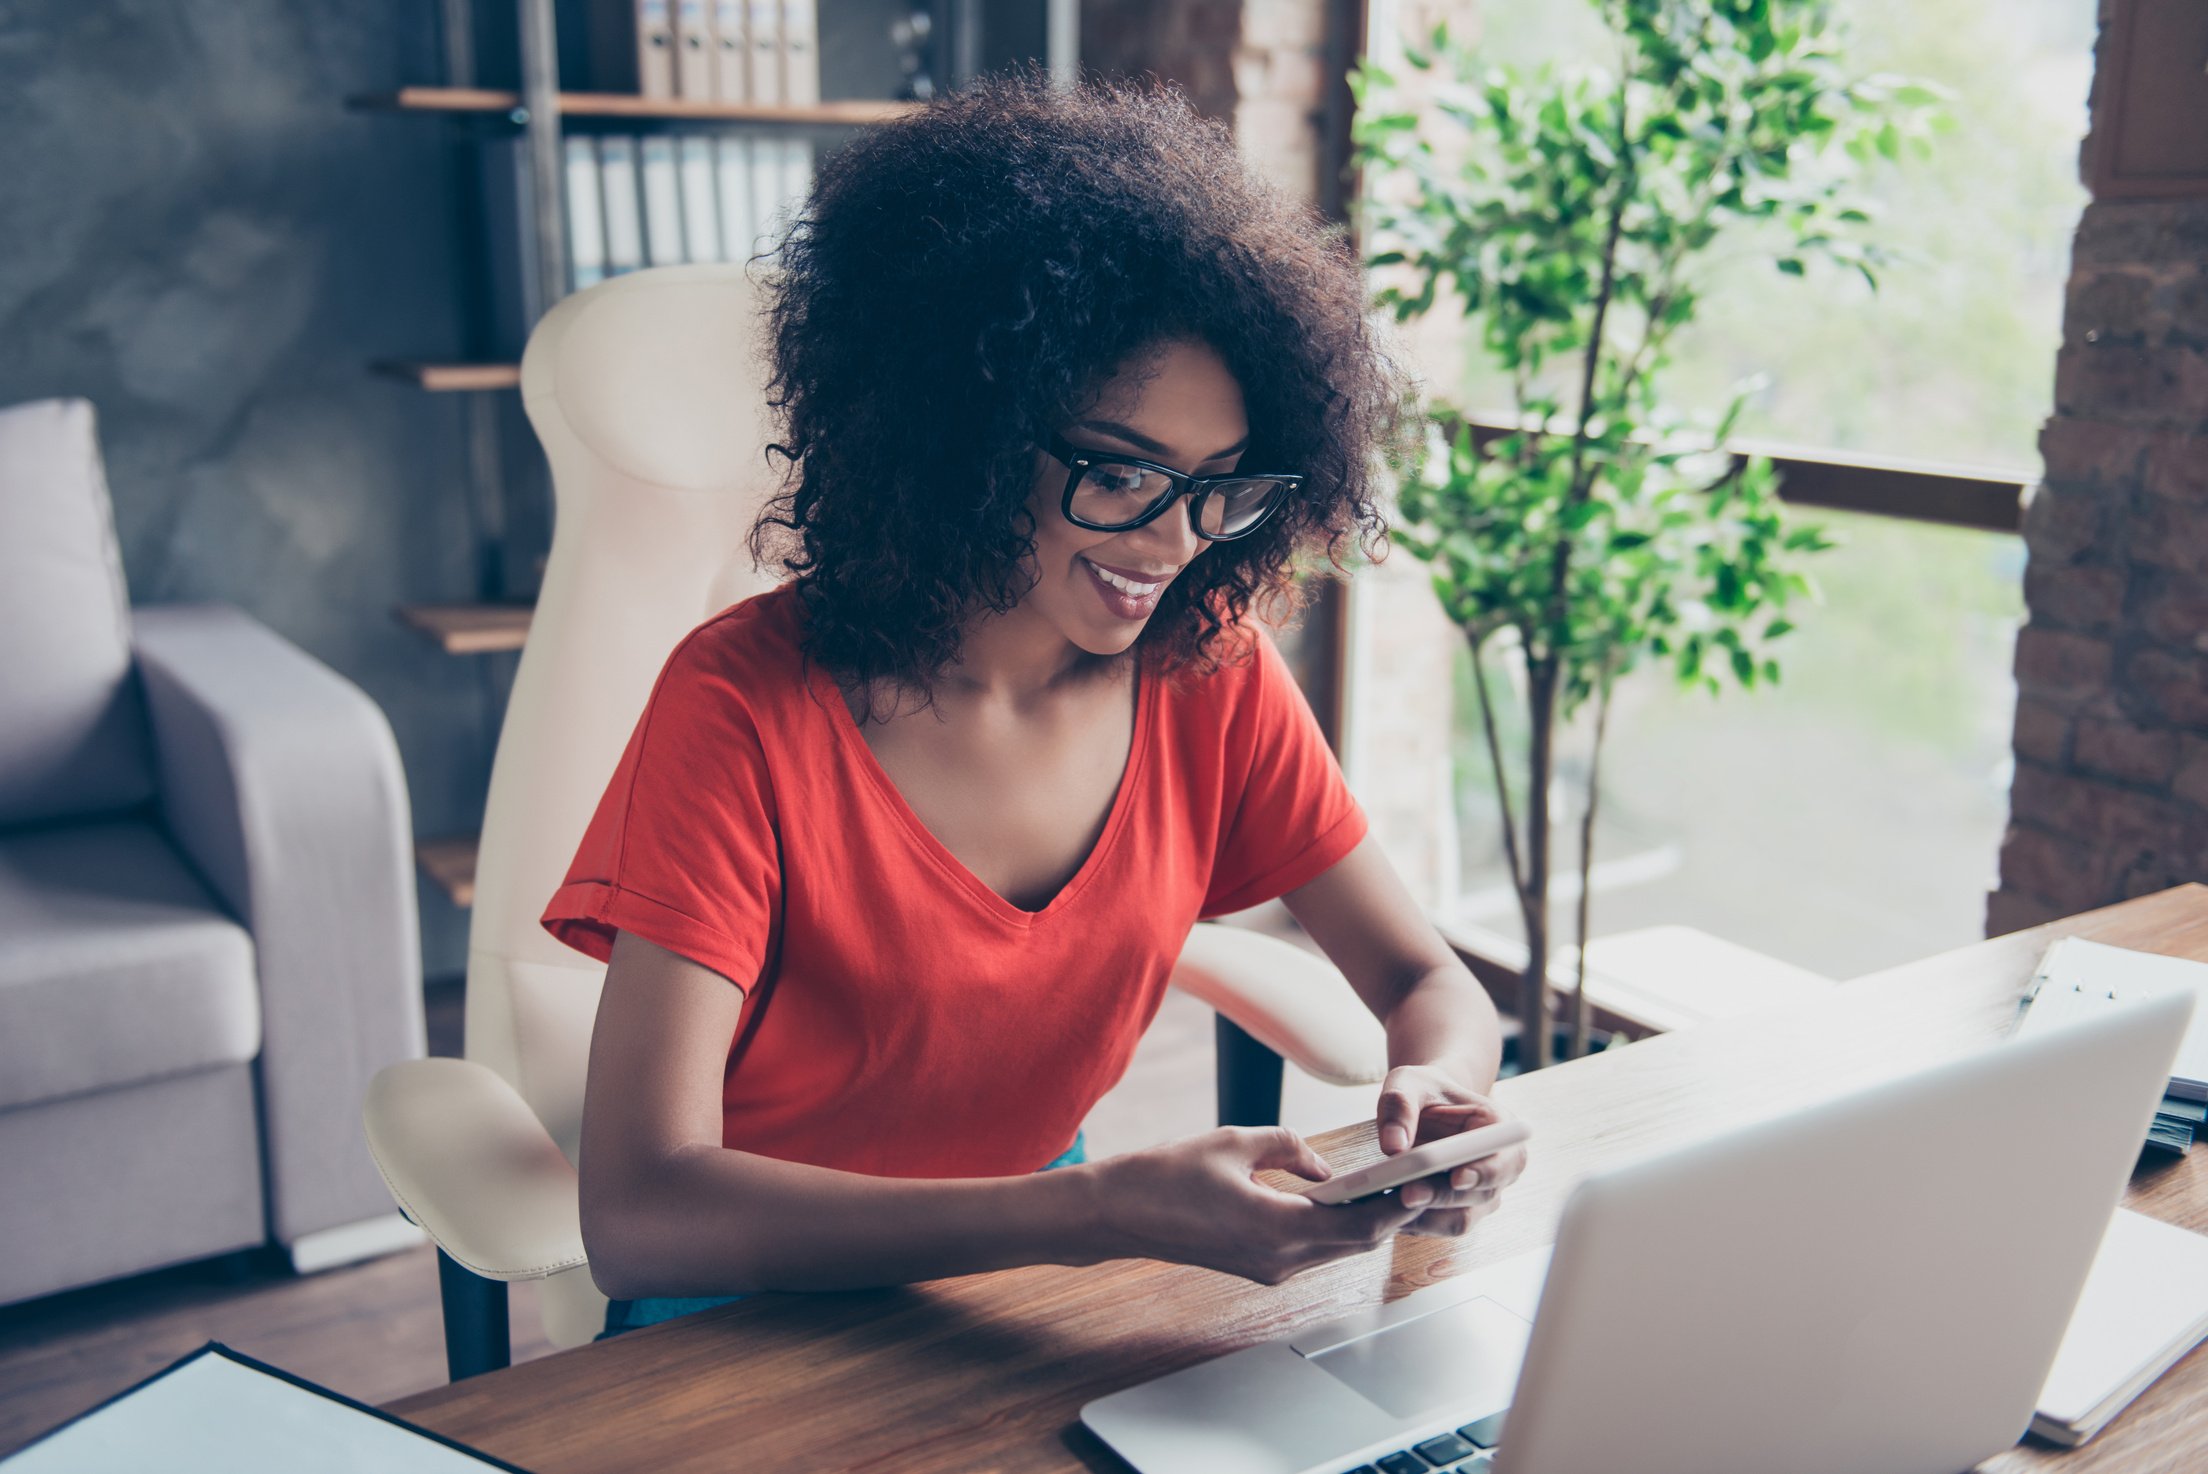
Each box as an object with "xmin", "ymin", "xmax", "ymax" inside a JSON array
[{"xmin": 599, "ymin": 1130, "xmax": 1089, "ymax": 1339}]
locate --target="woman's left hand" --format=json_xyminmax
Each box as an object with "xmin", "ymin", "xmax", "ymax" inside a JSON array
[{"xmin": 1371, "ymin": 1063, "xmax": 1529, "ymax": 1238}]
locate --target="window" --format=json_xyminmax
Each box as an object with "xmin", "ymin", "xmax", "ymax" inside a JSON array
[{"xmin": 1354, "ymin": 0, "xmax": 2080, "ymax": 976}]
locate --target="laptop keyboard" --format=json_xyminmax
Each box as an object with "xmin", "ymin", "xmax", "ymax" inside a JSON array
[{"xmin": 1348, "ymin": 1408, "xmax": 1506, "ymax": 1474}]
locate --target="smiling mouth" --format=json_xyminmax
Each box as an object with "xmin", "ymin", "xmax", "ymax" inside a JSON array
[{"xmin": 1084, "ymin": 560, "xmax": 1168, "ymax": 596}]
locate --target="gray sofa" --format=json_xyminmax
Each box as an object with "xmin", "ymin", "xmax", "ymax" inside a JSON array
[{"xmin": 0, "ymin": 396, "xmax": 426, "ymax": 1305}]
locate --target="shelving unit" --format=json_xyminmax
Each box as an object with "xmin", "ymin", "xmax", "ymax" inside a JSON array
[
  {"xmin": 352, "ymin": 84, "xmax": 917, "ymax": 125},
  {"xmin": 371, "ymin": 360, "xmax": 524, "ymax": 392},
  {"xmin": 371, "ymin": 1, "xmax": 1050, "ymax": 910},
  {"xmin": 393, "ymin": 602, "xmax": 534, "ymax": 654}
]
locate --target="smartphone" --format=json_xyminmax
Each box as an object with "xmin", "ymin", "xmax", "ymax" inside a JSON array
[{"xmin": 1303, "ymin": 1118, "xmax": 1531, "ymax": 1206}]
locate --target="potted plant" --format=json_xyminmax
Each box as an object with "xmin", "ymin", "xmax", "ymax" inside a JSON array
[{"xmin": 1350, "ymin": 0, "xmax": 1942, "ymax": 1067}]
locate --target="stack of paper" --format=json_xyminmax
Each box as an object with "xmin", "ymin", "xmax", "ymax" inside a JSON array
[
  {"xmin": 2150, "ymin": 1094, "xmax": 2206, "ymax": 1157},
  {"xmin": 2035, "ymin": 1209, "xmax": 2208, "ymax": 1445}
]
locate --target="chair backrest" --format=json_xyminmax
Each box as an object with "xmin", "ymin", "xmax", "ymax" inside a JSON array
[
  {"xmin": 464, "ymin": 267, "xmax": 783, "ymax": 1344},
  {"xmin": 0, "ymin": 397, "xmax": 156, "ymax": 828}
]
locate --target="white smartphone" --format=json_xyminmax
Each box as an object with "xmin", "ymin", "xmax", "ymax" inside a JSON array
[{"xmin": 1303, "ymin": 1118, "xmax": 1531, "ymax": 1206}]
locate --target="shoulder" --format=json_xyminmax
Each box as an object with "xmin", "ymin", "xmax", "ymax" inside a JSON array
[
  {"xmin": 1153, "ymin": 618, "xmax": 1295, "ymax": 733},
  {"xmin": 643, "ymin": 583, "xmax": 816, "ymax": 739}
]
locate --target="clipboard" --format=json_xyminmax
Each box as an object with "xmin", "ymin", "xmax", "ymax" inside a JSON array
[{"xmin": 1, "ymin": 1342, "xmax": 532, "ymax": 1473}]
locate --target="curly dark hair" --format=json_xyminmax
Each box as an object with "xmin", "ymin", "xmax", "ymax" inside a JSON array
[{"xmin": 750, "ymin": 67, "xmax": 1409, "ymax": 689}]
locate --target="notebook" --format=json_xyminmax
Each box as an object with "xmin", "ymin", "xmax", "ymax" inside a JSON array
[
  {"xmin": 2016, "ymin": 938, "xmax": 2208, "ymax": 1100},
  {"xmin": 1, "ymin": 1343, "xmax": 528, "ymax": 1473},
  {"xmin": 2035, "ymin": 1209, "xmax": 2208, "ymax": 1445}
]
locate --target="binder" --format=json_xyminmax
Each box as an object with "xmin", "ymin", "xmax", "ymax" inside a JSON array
[
  {"xmin": 639, "ymin": 135, "xmax": 688, "ymax": 265},
  {"xmin": 2017, "ymin": 938, "xmax": 2208, "ymax": 1099},
  {"xmin": 636, "ymin": 0, "xmax": 676, "ymax": 99},
  {"xmin": 715, "ymin": 133, "xmax": 756, "ymax": 261},
  {"xmin": 779, "ymin": 133, "xmax": 815, "ymax": 218},
  {"xmin": 678, "ymin": 135, "xmax": 723, "ymax": 264},
  {"xmin": 674, "ymin": 0, "xmax": 715, "ymax": 100},
  {"xmin": 780, "ymin": 0, "xmax": 819, "ymax": 107},
  {"xmin": 710, "ymin": 0, "xmax": 750, "ymax": 104},
  {"xmin": 747, "ymin": 0, "xmax": 783, "ymax": 106},
  {"xmin": 564, "ymin": 137, "xmax": 608, "ymax": 290},
  {"xmin": 746, "ymin": 133, "xmax": 782, "ymax": 257},
  {"xmin": 598, "ymin": 135, "xmax": 646, "ymax": 275}
]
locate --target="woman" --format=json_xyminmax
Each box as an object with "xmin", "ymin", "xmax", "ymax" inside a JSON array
[{"xmin": 541, "ymin": 71, "xmax": 1527, "ymax": 1335}]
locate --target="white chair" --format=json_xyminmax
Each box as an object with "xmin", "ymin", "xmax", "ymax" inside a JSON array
[{"xmin": 361, "ymin": 264, "xmax": 1387, "ymax": 1380}]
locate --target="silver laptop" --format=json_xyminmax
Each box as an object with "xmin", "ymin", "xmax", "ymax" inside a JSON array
[{"xmin": 1083, "ymin": 988, "xmax": 2192, "ymax": 1474}]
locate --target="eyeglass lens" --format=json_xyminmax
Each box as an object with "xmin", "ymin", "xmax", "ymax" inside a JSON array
[{"xmin": 1068, "ymin": 464, "xmax": 1287, "ymax": 537}]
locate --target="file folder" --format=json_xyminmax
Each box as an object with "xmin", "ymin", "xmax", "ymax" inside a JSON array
[
  {"xmin": 674, "ymin": 0, "xmax": 715, "ymax": 100},
  {"xmin": 678, "ymin": 135, "xmax": 723, "ymax": 264},
  {"xmin": 747, "ymin": 0, "xmax": 783, "ymax": 105},
  {"xmin": 781, "ymin": 0, "xmax": 819, "ymax": 107},
  {"xmin": 564, "ymin": 137, "xmax": 608, "ymax": 290},
  {"xmin": 639, "ymin": 135, "xmax": 687, "ymax": 265},
  {"xmin": 711, "ymin": 0, "xmax": 750, "ymax": 104},
  {"xmin": 636, "ymin": 0, "xmax": 676, "ymax": 99},
  {"xmin": 598, "ymin": 135, "xmax": 646, "ymax": 275},
  {"xmin": 715, "ymin": 133, "xmax": 756, "ymax": 261}
]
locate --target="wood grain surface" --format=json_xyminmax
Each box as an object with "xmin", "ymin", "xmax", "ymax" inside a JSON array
[{"xmin": 389, "ymin": 885, "xmax": 2208, "ymax": 1473}]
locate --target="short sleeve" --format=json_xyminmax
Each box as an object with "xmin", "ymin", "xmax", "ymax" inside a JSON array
[
  {"xmin": 540, "ymin": 628, "xmax": 782, "ymax": 991},
  {"xmin": 1199, "ymin": 629, "xmax": 1368, "ymax": 918}
]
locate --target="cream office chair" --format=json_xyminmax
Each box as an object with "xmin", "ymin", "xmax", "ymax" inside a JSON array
[{"xmin": 361, "ymin": 264, "xmax": 1386, "ymax": 1381}]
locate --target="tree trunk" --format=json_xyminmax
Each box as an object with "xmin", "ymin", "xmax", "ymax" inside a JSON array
[{"xmin": 1519, "ymin": 658, "xmax": 1561, "ymax": 1072}]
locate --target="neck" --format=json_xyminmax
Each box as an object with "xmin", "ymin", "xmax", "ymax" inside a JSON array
[{"xmin": 942, "ymin": 599, "xmax": 1110, "ymax": 705}]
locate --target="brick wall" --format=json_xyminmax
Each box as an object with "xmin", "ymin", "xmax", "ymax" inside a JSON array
[{"xmin": 1991, "ymin": 189, "xmax": 2208, "ymax": 931}]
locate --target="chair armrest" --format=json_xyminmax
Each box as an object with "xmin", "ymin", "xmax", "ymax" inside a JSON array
[
  {"xmin": 133, "ymin": 604, "xmax": 425, "ymax": 1244},
  {"xmin": 364, "ymin": 1059, "xmax": 588, "ymax": 1282},
  {"xmin": 1169, "ymin": 924, "xmax": 1388, "ymax": 1087}
]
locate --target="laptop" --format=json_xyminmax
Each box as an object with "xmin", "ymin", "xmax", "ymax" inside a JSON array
[{"xmin": 1082, "ymin": 988, "xmax": 2192, "ymax": 1474}]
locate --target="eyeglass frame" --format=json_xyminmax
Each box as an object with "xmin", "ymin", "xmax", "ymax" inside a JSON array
[{"xmin": 1044, "ymin": 433, "xmax": 1302, "ymax": 542}]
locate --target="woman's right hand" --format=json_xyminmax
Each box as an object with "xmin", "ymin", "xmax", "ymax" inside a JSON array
[{"xmin": 1085, "ymin": 1127, "xmax": 1428, "ymax": 1286}]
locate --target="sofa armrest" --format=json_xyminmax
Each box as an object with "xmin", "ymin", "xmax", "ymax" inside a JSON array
[
  {"xmin": 365, "ymin": 1059, "xmax": 588, "ymax": 1281},
  {"xmin": 1168, "ymin": 924, "xmax": 1388, "ymax": 1088},
  {"xmin": 133, "ymin": 604, "xmax": 425, "ymax": 1245}
]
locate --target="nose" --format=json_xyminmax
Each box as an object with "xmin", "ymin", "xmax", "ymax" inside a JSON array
[{"xmin": 1124, "ymin": 491, "xmax": 1206, "ymax": 568}]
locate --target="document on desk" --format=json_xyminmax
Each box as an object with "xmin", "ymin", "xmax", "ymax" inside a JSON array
[
  {"xmin": 2015, "ymin": 938, "xmax": 2208, "ymax": 1100},
  {"xmin": 2035, "ymin": 1209, "xmax": 2208, "ymax": 1446},
  {"xmin": 1, "ymin": 1343, "xmax": 531, "ymax": 1473}
]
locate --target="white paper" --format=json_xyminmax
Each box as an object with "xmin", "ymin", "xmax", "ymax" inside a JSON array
[{"xmin": 6, "ymin": 1349, "xmax": 511, "ymax": 1473}]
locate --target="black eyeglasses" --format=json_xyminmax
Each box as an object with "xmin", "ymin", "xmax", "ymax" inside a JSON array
[{"xmin": 1045, "ymin": 433, "xmax": 1300, "ymax": 541}]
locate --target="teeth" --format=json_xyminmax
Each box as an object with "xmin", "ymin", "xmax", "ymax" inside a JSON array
[{"xmin": 1087, "ymin": 560, "xmax": 1163, "ymax": 596}]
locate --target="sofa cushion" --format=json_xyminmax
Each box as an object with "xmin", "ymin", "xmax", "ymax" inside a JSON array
[
  {"xmin": 0, "ymin": 818, "xmax": 259, "ymax": 1110},
  {"xmin": 0, "ymin": 397, "xmax": 157, "ymax": 828}
]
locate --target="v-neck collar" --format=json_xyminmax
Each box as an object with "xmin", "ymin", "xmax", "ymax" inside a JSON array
[{"xmin": 809, "ymin": 660, "xmax": 1156, "ymax": 928}]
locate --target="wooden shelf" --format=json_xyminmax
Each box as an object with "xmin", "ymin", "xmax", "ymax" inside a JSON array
[
  {"xmin": 373, "ymin": 360, "xmax": 522, "ymax": 393},
  {"xmin": 416, "ymin": 835, "xmax": 480, "ymax": 908},
  {"xmin": 395, "ymin": 603, "xmax": 533, "ymax": 655},
  {"xmin": 351, "ymin": 86, "xmax": 917, "ymax": 126}
]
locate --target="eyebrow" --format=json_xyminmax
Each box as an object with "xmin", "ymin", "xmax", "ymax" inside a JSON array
[{"xmin": 1070, "ymin": 418, "xmax": 1249, "ymax": 463}]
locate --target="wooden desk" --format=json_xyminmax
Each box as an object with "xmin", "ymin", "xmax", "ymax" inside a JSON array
[{"xmin": 390, "ymin": 886, "xmax": 2208, "ymax": 1473}]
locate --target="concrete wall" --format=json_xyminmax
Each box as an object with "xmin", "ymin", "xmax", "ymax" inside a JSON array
[{"xmin": 0, "ymin": 1, "xmax": 494, "ymax": 978}]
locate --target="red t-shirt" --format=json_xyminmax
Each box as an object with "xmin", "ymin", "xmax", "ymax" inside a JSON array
[{"xmin": 541, "ymin": 583, "xmax": 1366, "ymax": 1179}]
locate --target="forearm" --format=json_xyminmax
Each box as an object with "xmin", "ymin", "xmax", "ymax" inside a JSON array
[
  {"xmin": 584, "ymin": 1144, "xmax": 1113, "ymax": 1299},
  {"xmin": 1383, "ymin": 964, "xmax": 1504, "ymax": 1092}
]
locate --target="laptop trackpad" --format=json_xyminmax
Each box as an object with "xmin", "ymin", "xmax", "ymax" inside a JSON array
[{"xmin": 1305, "ymin": 1296, "xmax": 1532, "ymax": 1421}]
